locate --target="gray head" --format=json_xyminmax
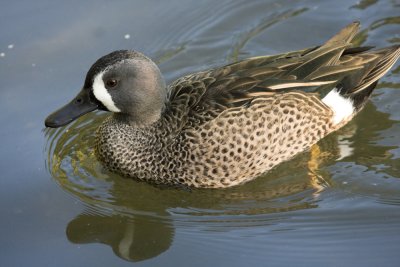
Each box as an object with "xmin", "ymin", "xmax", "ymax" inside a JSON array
[{"xmin": 45, "ymin": 50, "xmax": 167, "ymax": 128}]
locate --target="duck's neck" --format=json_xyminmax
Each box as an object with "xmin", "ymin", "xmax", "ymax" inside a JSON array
[{"xmin": 112, "ymin": 109, "xmax": 163, "ymax": 128}]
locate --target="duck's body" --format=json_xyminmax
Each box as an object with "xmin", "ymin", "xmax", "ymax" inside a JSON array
[
  {"xmin": 46, "ymin": 22, "xmax": 400, "ymax": 188},
  {"xmin": 96, "ymin": 91, "xmax": 335, "ymax": 188}
]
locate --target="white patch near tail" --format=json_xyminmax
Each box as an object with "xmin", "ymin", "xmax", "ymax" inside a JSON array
[
  {"xmin": 322, "ymin": 89, "xmax": 354, "ymax": 125},
  {"xmin": 92, "ymin": 71, "xmax": 121, "ymax": 112}
]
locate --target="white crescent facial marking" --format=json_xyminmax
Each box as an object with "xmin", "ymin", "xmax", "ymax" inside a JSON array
[
  {"xmin": 92, "ymin": 71, "xmax": 121, "ymax": 112},
  {"xmin": 322, "ymin": 89, "xmax": 354, "ymax": 125}
]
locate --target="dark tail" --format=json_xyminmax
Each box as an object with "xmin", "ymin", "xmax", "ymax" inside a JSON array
[{"xmin": 339, "ymin": 45, "xmax": 400, "ymax": 110}]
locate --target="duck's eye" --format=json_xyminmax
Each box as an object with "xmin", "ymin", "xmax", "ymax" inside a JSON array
[{"xmin": 106, "ymin": 79, "xmax": 118, "ymax": 88}]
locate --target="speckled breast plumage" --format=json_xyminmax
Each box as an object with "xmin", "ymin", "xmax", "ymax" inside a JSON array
[{"xmin": 96, "ymin": 92, "xmax": 335, "ymax": 188}]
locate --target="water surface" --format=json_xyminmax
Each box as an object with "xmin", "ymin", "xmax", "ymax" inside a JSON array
[{"xmin": 1, "ymin": 0, "xmax": 400, "ymax": 266}]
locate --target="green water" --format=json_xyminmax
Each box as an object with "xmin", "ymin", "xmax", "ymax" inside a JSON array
[{"xmin": 1, "ymin": 0, "xmax": 400, "ymax": 266}]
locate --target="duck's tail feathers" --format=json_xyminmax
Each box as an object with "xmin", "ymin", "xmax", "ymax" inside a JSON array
[
  {"xmin": 325, "ymin": 21, "xmax": 360, "ymax": 46},
  {"xmin": 339, "ymin": 44, "xmax": 400, "ymax": 110}
]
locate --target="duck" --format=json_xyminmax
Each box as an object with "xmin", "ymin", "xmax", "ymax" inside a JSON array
[{"xmin": 45, "ymin": 22, "xmax": 400, "ymax": 188}]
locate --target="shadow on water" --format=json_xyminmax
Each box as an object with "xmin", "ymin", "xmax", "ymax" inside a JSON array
[
  {"xmin": 43, "ymin": 96, "xmax": 400, "ymax": 261},
  {"xmin": 66, "ymin": 213, "xmax": 174, "ymax": 262}
]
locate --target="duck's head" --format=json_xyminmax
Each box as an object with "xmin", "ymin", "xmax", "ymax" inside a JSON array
[{"xmin": 45, "ymin": 50, "xmax": 166, "ymax": 128}]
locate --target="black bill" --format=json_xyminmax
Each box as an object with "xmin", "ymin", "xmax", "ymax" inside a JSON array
[{"xmin": 45, "ymin": 88, "xmax": 100, "ymax": 128}]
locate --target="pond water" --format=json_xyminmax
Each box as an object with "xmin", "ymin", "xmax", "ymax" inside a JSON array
[{"xmin": 1, "ymin": 0, "xmax": 400, "ymax": 266}]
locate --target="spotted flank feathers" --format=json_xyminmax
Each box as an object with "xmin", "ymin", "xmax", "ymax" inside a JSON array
[{"xmin": 45, "ymin": 22, "xmax": 400, "ymax": 188}]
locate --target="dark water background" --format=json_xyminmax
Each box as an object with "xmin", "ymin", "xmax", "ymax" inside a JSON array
[{"xmin": 1, "ymin": 0, "xmax": 400, "ymax": 266}]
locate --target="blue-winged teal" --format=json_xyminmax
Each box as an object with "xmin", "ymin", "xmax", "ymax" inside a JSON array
[{"xmin": 45, "ymin": 22, "xmax": 400, "ymax": 188}]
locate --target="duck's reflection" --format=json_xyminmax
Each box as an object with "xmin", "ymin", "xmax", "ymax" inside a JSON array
[
  {"xmin": 45, "ymin": 98, "xmax": 399, "ymax": 262},
  {"xmin": 67, "ymin": 213, "xmax": 173, "ymax": 262}
]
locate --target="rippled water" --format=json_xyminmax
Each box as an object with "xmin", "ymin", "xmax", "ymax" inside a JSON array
[{"xmin": 1, "ymin": 0, "xmax": 400, "ymax": 266}]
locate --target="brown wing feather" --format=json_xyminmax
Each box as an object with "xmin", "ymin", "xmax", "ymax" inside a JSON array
[{"xmin": 163, "ymin": 22, "xmax": 400, "ymax": 130}]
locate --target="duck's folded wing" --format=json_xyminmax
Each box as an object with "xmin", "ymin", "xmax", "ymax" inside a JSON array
[{"xmin": 163, "ymin": 21, "xmax": 399, "ymax": 131}]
